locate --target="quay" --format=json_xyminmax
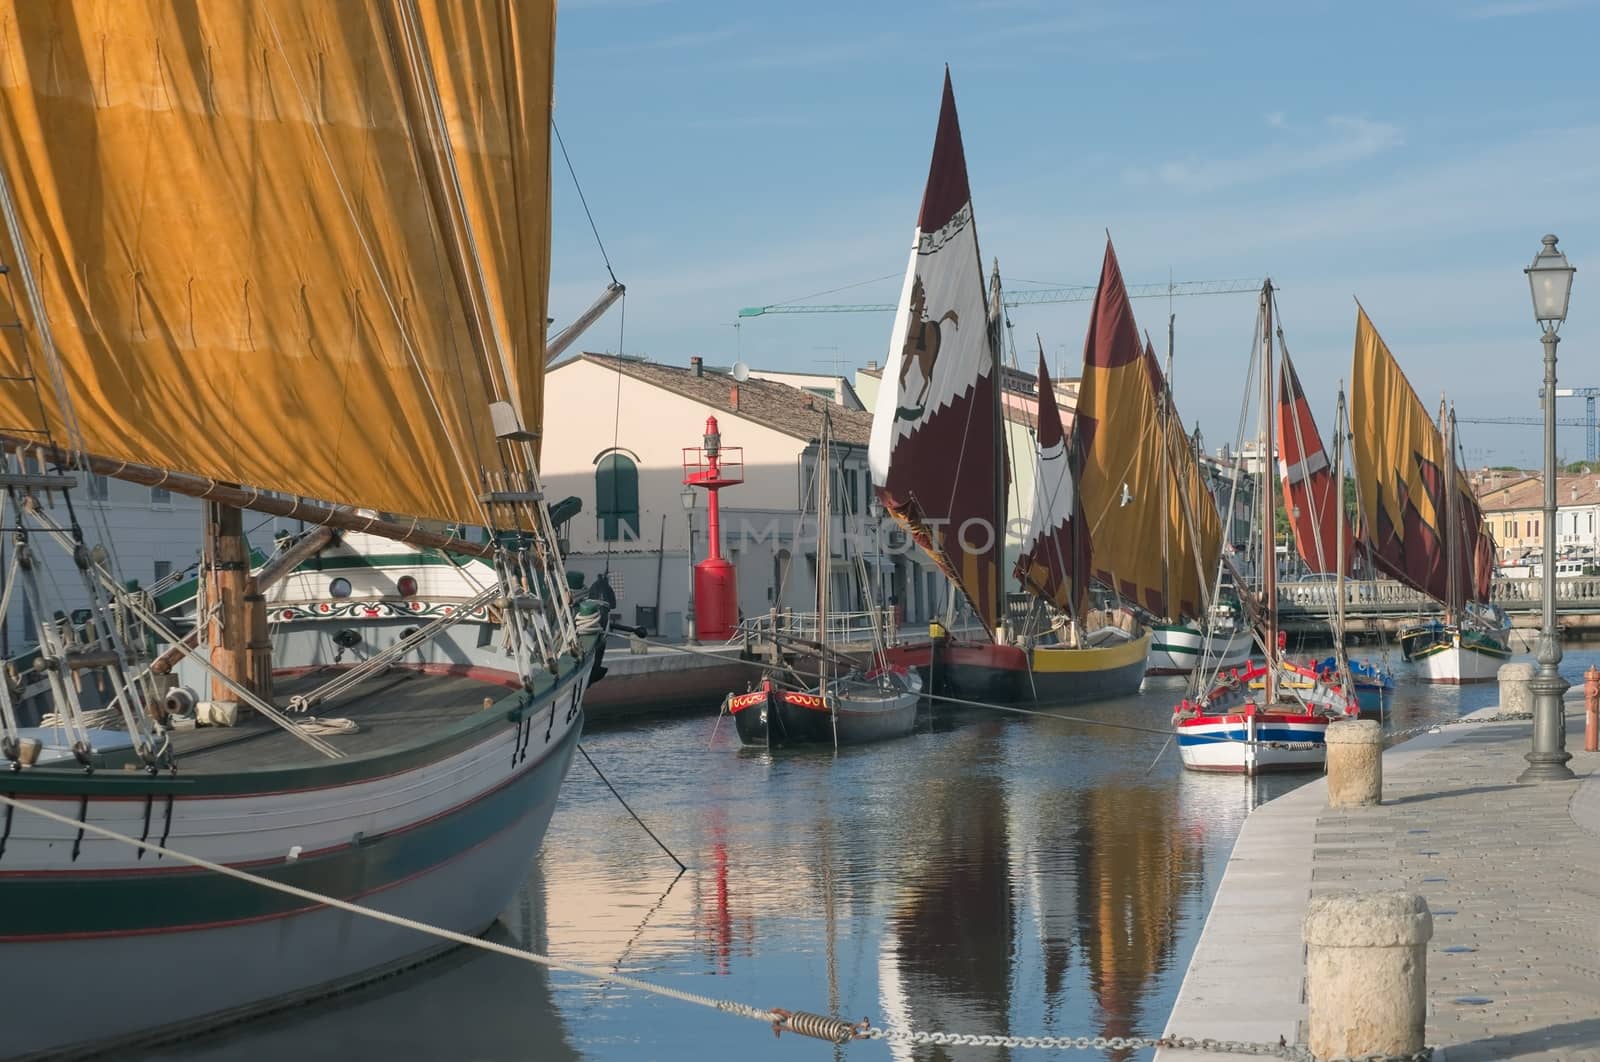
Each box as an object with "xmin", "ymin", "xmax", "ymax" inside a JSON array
[
  {"xmin": 1277, "ymin": 576, "xmax": 1600, "ymax": 640},
  {"xmin": 1158, "ymin": 699, "xmax": 1600, "ymax": 1060}
]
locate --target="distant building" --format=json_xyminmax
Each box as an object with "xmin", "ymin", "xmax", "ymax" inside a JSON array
[
  {"xmin": 1478, "ymin": 473, "xmax": 1600, "ymax": 563},
  {"xmin": 542, "ymin": 353, "xmax": 948, "ymax": 638}
]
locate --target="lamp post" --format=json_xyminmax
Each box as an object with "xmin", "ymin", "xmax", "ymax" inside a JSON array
[
  {"xmin": 1520, "ymin": 234, "xmax": 1577, "ymax": 783},
  {"xmin": 869, "ymin": 496, "xmax": 887, "ymax": 641},
  {"xmin": 680, "ymin": 487, "xmax": 697, "ymax": 643}
]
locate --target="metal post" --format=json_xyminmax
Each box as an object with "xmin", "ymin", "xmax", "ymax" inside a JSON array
[{"xmin": 1520, "ymin": 329, "xmax": 1575, "ymax": 781}]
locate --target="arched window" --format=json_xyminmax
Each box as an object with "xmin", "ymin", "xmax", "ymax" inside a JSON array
[{"xmin": 595, "ymin": 452, "xmax": 640, "ymax": 542}]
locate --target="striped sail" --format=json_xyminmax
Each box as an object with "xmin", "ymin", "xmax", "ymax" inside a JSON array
[
  {"xmin": 869, "ymin": 71, "xmax": 1006, "ymax": 634},
  {"xmin": 1276, "ymin": 350, "xmax": 1353, "ymax": 574},
  {"xmin": 1014, "ymin": 353, "xmax": 1088, "ymax": 617},
  {"xmin": 1350, "ymin": 307, "xmax": 1495, "ymax": 606},
  {"xmin": 1074, "ymin": 241, "xmax": 1216, "ymax": 622}
]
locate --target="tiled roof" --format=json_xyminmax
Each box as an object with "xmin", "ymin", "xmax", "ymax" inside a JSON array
[
  {"xmin": 1478, "ymin": 474, "xmax": 1600, "ymax": 512},
  {"xmin": 573, "ymin": 353, "xmax": 874, "ymax": 445}
]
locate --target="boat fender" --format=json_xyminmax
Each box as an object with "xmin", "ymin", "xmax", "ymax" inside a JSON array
[
  {"xmin": 165, "ymin": 686, "xmax": 198, "ymax": 717},
  {"xmin": 196, "ymin": 700, "xmax": 240, "ymax": 727}
]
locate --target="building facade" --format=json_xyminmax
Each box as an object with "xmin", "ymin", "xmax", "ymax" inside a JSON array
[{"xmin": 542, "ymin": 354, "xmax": 950, "ymax": 639}]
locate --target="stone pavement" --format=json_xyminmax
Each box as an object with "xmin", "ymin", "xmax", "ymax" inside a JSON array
[{"xmin": 1158, "ymin": 702, "xmax": 1600, "ymax": 1061}]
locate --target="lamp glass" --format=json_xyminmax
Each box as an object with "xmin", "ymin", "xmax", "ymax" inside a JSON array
[
  {"xmin": 680, "ymin": 488, "xmax": 696, "ymax": 511},
  {"xmin": 1526, "ymin": 235, "xmax": 1575, "ymax": 325}
]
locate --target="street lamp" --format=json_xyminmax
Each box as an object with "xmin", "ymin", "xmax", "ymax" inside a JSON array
[
  {"xmin": 1520, "ymin": 234, "xmax": 1577, "ymax": 783},
  {"xmin": 681, "ymin": 487, "xmax": 698, "ymax": 643}
]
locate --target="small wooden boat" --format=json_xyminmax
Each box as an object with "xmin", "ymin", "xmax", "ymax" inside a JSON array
[
  {"xmin": 1310, "ymin": 655, "xmax": 1396, "ymax": 716},
  {"xmin": 730, "ymin": 667, "xmax": 923, "ymax": 748},
  {"xmin": 1175, "ymin": 661, "xmax": 1357, "ymax": 773},
  {"xmin": 1173, "ymin": 282, "xmax": 1359, "ymax": 775},
  {"xmin": 879, "ymin": 634, "xmax": 1029, "ymax": 703},
  {"xmin": 1398, "ymin": 620, "xmax": 1510, "ymax": 684},
  {"xmin": 1147, "ymin": 618, "xmax": 1251, "ymax": 676}
]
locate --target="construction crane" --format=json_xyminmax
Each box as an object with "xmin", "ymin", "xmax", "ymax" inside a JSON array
[
  {"xmin": 737, "ymin": 277, "xmax": 1263, "ymax": 318},
  {"xmin": 1456, "ymin": 415, "xmax": 1595, "ymax": 462},
  {"xmin": 1533, "ymin": 386, "xmax": 1600, "ymax": 462}
]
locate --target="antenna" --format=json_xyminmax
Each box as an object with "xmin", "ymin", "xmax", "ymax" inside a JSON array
[{"xmin": 731, "ymin": 361, "xmax": 750, "ymax": 383}]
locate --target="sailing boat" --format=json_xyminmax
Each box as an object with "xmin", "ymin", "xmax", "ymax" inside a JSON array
[
  {"xmin": 1174, "ymin": 283, "xmax": 1358, "ymax": 774},
  {"xmin": 1276, "ymin": 353, "xmax": 1394, "ymax": 715},
  {"xmin": 730, "ymin": 411, "xmax": 922, "ymax": 747},
  {"xmin": 1350, "ymin": 308, "xmax": 1509, "ymax": 683},
  {"xmin": 869, "ymin": 71, "xmax": 1032, "ymax": 702},
  {"xmin": 0, "ymin": 4, "xmax": 609, "ymax": 1054}
]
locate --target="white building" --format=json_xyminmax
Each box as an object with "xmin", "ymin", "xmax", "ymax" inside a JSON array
[{"xmin": 541, "ymin": 353, "xmax": 948, "ymax": 638}]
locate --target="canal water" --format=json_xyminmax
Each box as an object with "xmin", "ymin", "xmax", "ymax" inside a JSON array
[{"xmin": 150, "ymin": 645, "xmax": 1600, "ymax": 1062}]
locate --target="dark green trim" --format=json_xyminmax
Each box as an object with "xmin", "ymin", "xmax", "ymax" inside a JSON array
[
  {"xmin": 0, "ymin": 719, "xmax": 581, "ymax": 937},
  {"xmin": 0, "ymin": 636, "xmax": 597, "ymax": 798}
]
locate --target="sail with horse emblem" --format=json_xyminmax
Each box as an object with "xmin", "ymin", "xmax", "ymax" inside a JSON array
[{"xmin": 870, "ymin": 70, "xmax": 1031, "ymax": 701}]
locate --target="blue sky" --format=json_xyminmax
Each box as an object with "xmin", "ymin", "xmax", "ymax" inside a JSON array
[{"xmin": 547, "ymin": 0, "xmax": 1600, "ymax": 468}]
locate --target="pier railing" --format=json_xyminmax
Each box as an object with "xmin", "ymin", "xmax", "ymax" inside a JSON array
[{"xmin": 1277, "ymin": 575, "xmax": 1600, "ymax": 620}]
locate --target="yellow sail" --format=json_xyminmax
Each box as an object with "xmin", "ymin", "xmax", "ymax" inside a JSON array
[
  {"xmin": 0, "ymin": 1, "xmax": 554, "ymax": 526},
  {"xmin": 1077, "ymin": 242, "xmax": 1219, "ymax": 621}
]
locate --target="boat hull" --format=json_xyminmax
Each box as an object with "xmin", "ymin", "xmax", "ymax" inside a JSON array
[
  {"xmin": 1147, "ymin": 622, "xmax": 1251, "ymax": 676},
  {"xmin": 1400, "ymin": 625, "xmax": 1510, "ymax": 684},
  {"xmin": 1028, "ymin": 631, "xmax": 1150, "ymax": 704},
  {"xmin": 880, "ymin": 639, "xmax": 1028, "ymax": 704},
  {"xmin": 1175, "ymin": 711, "xmax": 1331, "ymax": 774},
  {"xmin": 729, "ymin": 675, "xmax": 920, "ymax": 748},
  {"xmin": 0, "ymin": 659, "xmax": 593, "ymax": 1058}
]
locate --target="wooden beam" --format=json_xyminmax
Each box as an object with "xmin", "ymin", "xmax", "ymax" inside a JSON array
[{"xmin": 0, "ymin": 437, "xmax": 493, "ymax": 559}]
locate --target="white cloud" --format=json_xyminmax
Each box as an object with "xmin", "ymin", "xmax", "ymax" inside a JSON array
[
  {"xmin": 1125, "ymin": 115, "xmax": 1402, "ymax": 193},
  {"xmin": 1465, "ymin": 0, "xmax": 1593, "ymax": 17}
]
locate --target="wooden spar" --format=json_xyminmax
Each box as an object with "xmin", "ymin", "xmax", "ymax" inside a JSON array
[
  {"xmin": 1261, "ymin": 281, "xmax": 1278, "ymax": 705},
  {"xmin": 547, "ymin": 282, "xmax": 626, "ymax": 365},
  {"xmin": 204, "ymin": 501, "xmax": 259, "ymax": 705},
  {"xmin": 0, "ymin": 436, "xmax": 493, "ymax": 559},
  {"xmin": 149, "ymin": 526, "xmax": 338, "ymax": 676}
]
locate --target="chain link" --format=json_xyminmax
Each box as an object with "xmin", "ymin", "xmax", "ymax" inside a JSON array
[
  {"xmin": 1384, "ymin": 710, "xmax": 1537, "ymax": 743},
  {"xmin": 853, "ymin": 1026, "xmax": 1431, "ymax": 1060}
]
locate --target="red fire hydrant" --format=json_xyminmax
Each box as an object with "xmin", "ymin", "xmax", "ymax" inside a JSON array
[{"xmin": 1585, "ymin": 666, "xmax": 1599, "ymax": 753}]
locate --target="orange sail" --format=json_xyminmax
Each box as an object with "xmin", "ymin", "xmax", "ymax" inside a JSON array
[
  {"xmin": 1074, "ymin": 241, "xmax": 1216, "ymax": 621},
  {"xmin": 1275, "ymin": 350, "xmax": 1353, "ymax": 574}
]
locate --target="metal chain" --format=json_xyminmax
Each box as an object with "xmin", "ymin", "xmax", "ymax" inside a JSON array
[
  {"xmin": 1382, "ymin": 709, "xmax": 1557, "ymax": 743},
  {"xmin": 850, "ymin": 1026, "xmax": 1432, "ymax": 1059}
]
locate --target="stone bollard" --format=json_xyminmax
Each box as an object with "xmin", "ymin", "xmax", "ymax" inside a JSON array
[
  {"xmin": 1498, "ymin": 661, "xmax": 1535, "ymax": 716},
  {"xmin": 1325, "ymin": 719, "xmax": 1383, "ymax": 807},
  {"xmin": 1305, "ymin": 891, "xmax": 1432, "ymax": 1060}
]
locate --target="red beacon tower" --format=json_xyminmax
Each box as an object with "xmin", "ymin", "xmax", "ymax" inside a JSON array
[{"xmin": 682, "ymin": 415, "xmax": 743, "ymax": 641}]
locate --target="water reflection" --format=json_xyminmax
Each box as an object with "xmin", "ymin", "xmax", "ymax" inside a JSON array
[{"xmin": 142, "ymin": 648, "xmax": 1600, "ymax": 1061}]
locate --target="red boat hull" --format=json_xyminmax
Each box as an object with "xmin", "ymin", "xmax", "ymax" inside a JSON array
[{"xmin": 881, "ymin": 639, "xmax": 1027, "ymax": 704}]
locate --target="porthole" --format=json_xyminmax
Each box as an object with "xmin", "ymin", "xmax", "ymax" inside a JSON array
[
  {"xmin": 397, "ymin": 575, "xmax": 418, "ymax": 598},
  {"xmin": 329, "ymin": 577, "xmax": 353, "ymax": 599}
]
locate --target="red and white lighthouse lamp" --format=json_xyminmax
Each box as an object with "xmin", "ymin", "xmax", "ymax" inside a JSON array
[{"xmin": 682, "ymin": 416, "xmax": 743, "ymax": 641}]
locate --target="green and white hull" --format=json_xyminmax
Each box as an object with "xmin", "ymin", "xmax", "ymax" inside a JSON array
[{"xmin": 1148, "ymin": 620, "xmax": 1251, "ymax": 676}]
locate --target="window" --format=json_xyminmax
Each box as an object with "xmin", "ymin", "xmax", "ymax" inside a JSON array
[
  {"xmin": 595, "ymin": 452, "xmax": 640, "ymax": 542},
  {"xmin": 842, "ymin": 468, "xmax": 859, "ymax": 515},
  {"xmin": 153, "ymin": 560, "xmax": 172, "ymax": 583},
  {"xmin": 151, "ymin": 485, "xmax": 171, "ymax": 505},
  {"xmin": 329, "ymin": 577, "xmax": 353, "ymax": 598},
  {"xmin": 88, "ymin": 474, "xmax": 109, "ymax": 501}
]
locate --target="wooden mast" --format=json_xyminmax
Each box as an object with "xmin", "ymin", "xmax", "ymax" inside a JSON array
[
  {"xmin": 202, "ymin": 501, "xmax": 268, "ymax": 710},
  {"xmin": 1260, "ymin": 281, "xmax": 1279, "ymax": 704}
]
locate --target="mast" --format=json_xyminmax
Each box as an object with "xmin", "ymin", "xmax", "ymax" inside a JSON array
[
  {"xmin": 1158, "ymin": 333, "xmax": 1172, "ymax": 623},
  {"xmin": 202, "ymin": 502, "xmax": 268, "ymax": 711},
  {"xmin": 1261, "ymin": 281, "xmax": 1278, "ymax": 703},
  {"xmin": 988, "ymin": 260, "xmax": 1008, "ymax": 644},
  {"xmin": 1443, "ymin": 406, "xmax": 1460, "ymax": 624},
  {"xmin": 1333, "ymin": 386, "xmax": 1349, "ymax": 679},
  {"xmin": 817, "ymin": 413, "xmax": 834, "ymax": 737}
]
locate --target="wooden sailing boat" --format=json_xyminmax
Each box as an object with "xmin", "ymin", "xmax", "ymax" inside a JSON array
[
  {"xmin": 1276, "ymin": 356, "xmax": 1393, "ymax": 715},
  {"xmin": 0, "ymin": 4, "xmax": 611, "ymax": 1054},
  {"xmin": 1349, "ymin": 308, "xmax": 1509, "ymax": 683},
  {"xmin": 730, "ymin": 411, "xmax": 921, "ymax": 747},
  {"xmin": 869, "ymin": 71, "xmax": 1032, "ymax": 702},
  {"xmin": 1173, "ymin": 282, "xmax": 1358, "ymax": 774}
]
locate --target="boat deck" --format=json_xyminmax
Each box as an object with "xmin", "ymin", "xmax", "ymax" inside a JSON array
[{"xmin": 160, "ymin": 669, "xmax": 516, "ymax": 773}]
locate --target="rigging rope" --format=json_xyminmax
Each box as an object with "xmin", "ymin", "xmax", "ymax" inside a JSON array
[{"xmin": 552, "ymin": 118, "xmax": 618, "ymax": 287}]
